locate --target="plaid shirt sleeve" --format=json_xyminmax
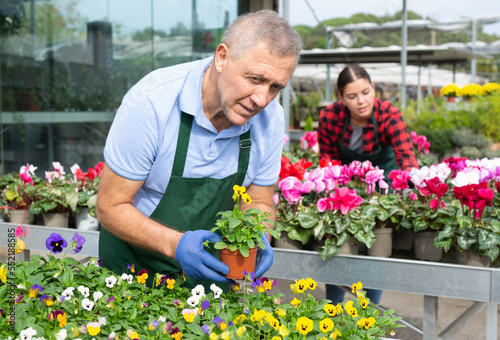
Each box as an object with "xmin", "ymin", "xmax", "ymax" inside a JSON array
[
  {"xmin": 376, "ymin": 99, "xmax": 419, "ymax": 171},
  {"xmin": 317, "ymin": 101, "xmax": 347, "ymax": 160}
]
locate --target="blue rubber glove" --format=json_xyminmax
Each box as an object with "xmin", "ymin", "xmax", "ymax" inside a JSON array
[
  {"xmin": 254, "ymin": 234, "xmax": 274, "ymax": 278},
  {"xmin": 175, "ymin": 230, "xmax": 229, "ymax": 282}
]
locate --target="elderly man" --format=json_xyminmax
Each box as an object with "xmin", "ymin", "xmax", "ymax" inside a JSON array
[{"xmin": 97, "ymin": 9, "xmax": 302, "ymax": 287}]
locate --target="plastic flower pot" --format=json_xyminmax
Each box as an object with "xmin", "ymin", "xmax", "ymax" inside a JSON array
[
  {"xmin": 413, "ymin": 231, "xmax": 442, "ymax": 261},
  {"xmin": 219, "ymin": 246, "xmax": 258, "ymax": 280},
  {"xmin": 456, "ymin": 248, "xmax": 491, "ymax": 267},
  {"xmin": 9, "ymin": 209, "xmax": 36, "ymax": 225},
  {"xmin": 75, "ymin": 208, "xmax": 100, "ymax": 231},
  {"xmin": 42, "ymin": 212, "xmax": 69, "ymax": 228},
  {"xmin": 367, "ymin": 228, "xmax": 393, "ymax": 258}
]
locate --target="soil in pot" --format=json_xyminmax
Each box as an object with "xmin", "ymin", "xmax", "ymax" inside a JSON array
[
  {"xmin": 413, "ymin": 230, "xmax": 442, "ymax": 261},
  {"xmin": 219, "ymin": 246, "xmax": 258, "ymax": 280},
  {"xmin": 368, "ymin": 228, "xmax": 393, "ymax": 257}
]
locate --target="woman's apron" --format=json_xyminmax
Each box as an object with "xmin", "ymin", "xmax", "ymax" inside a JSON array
[
  {"xmin": 99, "ymin": 112, "xmax": 251, "ymax": 287},
  {"xmin": 338, "ymin": 110, "xmax": 399, "ymax": 185}
]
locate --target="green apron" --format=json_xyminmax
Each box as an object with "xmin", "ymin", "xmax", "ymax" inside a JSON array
[
  {"xmin": 338, "ymin": 109, "xmax": 399, "ymax": 185},
  {"xmin": 99, "ymin": 112, "xmax": 251, "ymax": 287}
]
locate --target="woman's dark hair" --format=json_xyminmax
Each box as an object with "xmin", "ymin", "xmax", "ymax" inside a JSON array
[{"xmin": 336, "ymin": 64, "xmax": 372, "ymax": 96}]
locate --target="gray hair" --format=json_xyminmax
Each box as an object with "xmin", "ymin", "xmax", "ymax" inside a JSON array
[{"xmin": 221, "ymin": 10, "xmax": 302, "ymax": 65}]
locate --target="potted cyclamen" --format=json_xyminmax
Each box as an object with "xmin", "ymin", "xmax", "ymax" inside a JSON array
[
  {"xmin": 210, "ymin": 185, "xmax": 279, "ymax": 279},
  {"xmin": 0, "ymin": 164, "xmax": 39, "ymax": 224},
  {"xmin": 29, "ymin": 162, "xmax": 78, "ymax": 228},
  {"xmin": 71, "ymin": 162, "xmax": 103, "ymax": 231}
]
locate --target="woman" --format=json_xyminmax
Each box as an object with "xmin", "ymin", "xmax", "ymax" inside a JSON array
[{"xmin": 317, "ymin": 64, "xmax": 418, "ymax": 305}]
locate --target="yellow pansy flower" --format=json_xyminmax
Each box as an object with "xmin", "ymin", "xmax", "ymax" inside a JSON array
[
  {"xmin": 241, "ymin": 193, "xmax": 252, "ymax": 203},
  {"xmin": 57, "ymin": 313, "xmax": 67, "ymax": 328},
  {"xmin": 166, "ymin": 278, "xmax": 175, "ymax": 289},
  {"xmin": 0, "ymin": 264, "xmax": 7, "ymax": 283},
  {"xmin": 233, "ymin": 314, "xmax": 247, "ymax": 324},
  {"xmin": 319, "ymin": 318, "xmax": 334, "ymax": 333},
  {"xmin": 330, "ymin": 328, "xmax": 341, "ymax": 339},
  {"xmin": 295, "ymin": 316, "xmax": 313, "ymax": 335},
  {"xmin": 352, "ymin": 281, "xmax": 362, "ymax": 294},
  {"xmin": 289, "ymin": 283, "xmax": 299, "ymax": 294},
  {"xmin": 87, "ymin": 325, "xmax": 100, "ymax": 336},
  {"xmin": 345, "ymin": 304, "xmax": 358, "ymax": 317},
  {"xmin": 271, "ymin": 337, "xmax": 282, "ymax": 340},
  {"xmin": 295, "ymin": 279, "xmax": 307, "ymax": 293},
  {"xmin": 15, "ymin": 238, "xmax": 26, "ymax": 254},
  {"xmin": 360, "ymin": 298, "xmax": 369, "ymax": 309},
  {"xmin": 183, "ymin": 312, "xmax": 195, "ymax": 323},
  {"xmin": 237, "ymin": 326, "xmax": 247, "ymax": 337},
  {"xmin": 290, "ymin": 297, "xmax": 301, "ymax": 307},
  {"xmin": 335, "ymin": 303, "xmax": 343, "ymax": 314},
  {"xmin": 279, "ymin": 324, "xmax": 288, "ymax": 337},
  {"xmin": 221, "ymin": 331, "xmax": 230, "ymax": 339},
  {"xmin": 266, "ymin": 315, "xmax": 279, "ymax": 330},
  {"xmin": 233, "ymin": 185, "xmax": 246, "ymax": 196},
  {"xmin": 209, "ymin": 333, "xmax": 218, "ymax": 340},
  {"xmin": 357, "ymin": 317, "xmax": 376, "ymax": 329},
  {"xmin": 305, "ymin": 277, "xmax": 317, "ymax": 290},
  {"xmin": 324, "ymin": 303, "xmax": 337, "ymax": 316},
  {"xmin": 276, "ymin": 309, "xmax": 286, "ymax": 317},
  {"xmin": 171, "ymin": 332, "xmax": 182, "ymax": 340}
]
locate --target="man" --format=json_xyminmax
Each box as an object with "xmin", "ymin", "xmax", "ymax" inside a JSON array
[{"xmin": 96, "ymin": 10, "xmax": 302, "ymax": 287}]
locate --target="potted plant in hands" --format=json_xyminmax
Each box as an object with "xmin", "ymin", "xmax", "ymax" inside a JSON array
[
  {"xmin": 210, "ymin": 185, "xmax": 279, "ymax": 279},
  {"xmin": 0, "ymin": 164, "xmax": 40, "ymax": 224}
]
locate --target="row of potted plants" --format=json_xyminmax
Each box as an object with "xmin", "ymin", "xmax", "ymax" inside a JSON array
[
  {"xmin": 1, "ymin": 230, "xmax": 404, "ymax": 339},
  {"xmin": 276, "ymin": 131, "xmax": 500, "ymax": 266},
  {"xmin": 0, "ymin": 162, "xmax": 103, "ymax": 229}
]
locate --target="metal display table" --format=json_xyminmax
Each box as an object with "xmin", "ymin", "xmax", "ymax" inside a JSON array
[{"xmin": 1, "ymin": 223, "xmax": 498, "ymax": 340}]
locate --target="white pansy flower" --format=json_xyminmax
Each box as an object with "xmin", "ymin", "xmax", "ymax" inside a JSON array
[
  {"xmin": 61, "ymin": 287, "xmax": 75, "ymax": 298},
  {"xmin": 20, "ymin": 327, "xmax": 37, "ymax": 340},
  {"xmin": 99, "ymin": 316, "xmax": 107, "ymax": 325},
  {"xmin": 81, "ymin": 298, "xmax": 94, "ymax": 311},
  {"xmin": 93, "ymin": 291, "xmax": 103, "ymax": 302},
  {"xmin": 191, "ymin": 284, "xmax": 205, "ymax": 297},
  {"xmin": 78, "ymin": 285, "xmax": 90, "ymax": 298},
  {"xmin": 187, "ymin": 295, "xmax": 200, "ymax": 307},
  {"xmin": 55, "ymin": 329, "xmax": 67, "ymax": 340},
  {"xmin": 126, "ymin": 274, "xmax": 133, "ymax": 284},
  {"xmin": 210, "ymin": 283, "xmax": 223, "ymax": 299},
  {"xmin": 158, "ymin": 316, "xmax": 166, "ymax": 322},
  {"xmin": 105, "ymin": 275, "xmax": 117, "ymax": 288}
]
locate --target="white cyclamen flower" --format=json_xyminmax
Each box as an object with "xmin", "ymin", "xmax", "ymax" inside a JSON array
[
  {"xmin": 93, "ymin": 291, "xmax": 103, "ymax": 302},
  {"xmin": 451, "ymin": 170, "xmax": 480, "ymax": 187},
  {"xmin": 210, "ymin": 283, "xmax": 223, "ymax": 299},
  {"xmin": 20, "ymin": 327, "xmax": 37, "ymax": 340},
  {"xmin": 187, "ymin": 295, "xmax": 200, "ymax": 307},
  {"xmin": 105, "ymin": 275, "xmax": 117, "ymax": 288},
  {"xmin": 81, "ymin": 298, "xmax": 95, "ymax": 311},
  {"xmin": 191, "ymin": 284, "xmax": 205, "ymax": 297},
  {"xmin": 78, "ymin": 285, "xmax": 90, "ymax": 298}
]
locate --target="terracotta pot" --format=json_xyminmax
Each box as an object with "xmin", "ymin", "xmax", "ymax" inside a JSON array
[
  {"xmin": 42, "ymin": 212, "xmax": 70, "ymax": 228},
  {"xmin": 456, "ymin": 248, "xmax": 491, "ymax": 267},
  {"xmin": 219, "ymin": 246, "xmax": 258, "ymax": 280},
  {"xmin": 413, "ymin": 231, "xmax": 442, "ymax": 261},
  {"xmin": 447, "ymin": 96, "xmax": 455, "ymax": 103},
  {"xmin": 9, "ymin": 209, "xmax": 36, "ymax": 225},
  {"xmin": 338, "ymin": 236, "xmax": 359, "ymax": 255},
  {"xmin": 368, "ymin": 228, "xmax": 393, "ymax": 257},
  {"xmin": 273, "ymin": 231, "xmax": 303, "ymax": 250}
]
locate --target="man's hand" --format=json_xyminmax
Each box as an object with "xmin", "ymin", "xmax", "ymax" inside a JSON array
[{"xmin": 175, "ymin": 230, "xmax": 230, "ymax": 282}]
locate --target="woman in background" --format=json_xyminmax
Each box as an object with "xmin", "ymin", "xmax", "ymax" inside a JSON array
[{"xmin": 317, "ymin": 64, "xmax": 418, "ymax": 305}]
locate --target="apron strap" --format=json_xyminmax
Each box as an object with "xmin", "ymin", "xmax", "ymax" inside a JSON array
[
  {"xmin": 172, "ymin": 112, "xmax": 252, "ymax": 177},
  {"xmin": 339, "ymin": 108, "xmax": 380, "ymax": 149}
]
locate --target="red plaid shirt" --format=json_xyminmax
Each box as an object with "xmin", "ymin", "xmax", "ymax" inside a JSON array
[{"xmin": 317, "ymin": 97, "xmax": 418, "ymax": 171}]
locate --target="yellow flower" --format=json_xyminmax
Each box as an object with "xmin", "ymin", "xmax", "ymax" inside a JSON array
[
  {"xmin": 440, "ymin": 83, "xmax": 462, "ymax": 97},
  {"xmin": 279, "ymin": 324, "xmax": 288, "ymax": 337},
  {"xmin": 305, "ymin": 277, "xmax": 317, "ymax": 290},
  {"xmin": 345, "ymin": 303, "xmax": 358, "ymax": 317},
  {"xmin": 15, "ymin": 238, "xmax": 26, "ymax": 254},
  {"xmin": 57, "ymin": 313, "xmax": 67, "ymax": 328},
  {"xmin": 127, "ymin": 330, "xmax": 140, "ymax": 338},
  {"xmin": 232, "ymin": 194, "xmax": 238, "ymax": 201},
  {"xmin": 237, "ymin": 326, "xmax": 247, "ymax": 337},
  {"xmin": 171, "ymin": 332, "xmax": 182, "ymax": 340},
  {"xmin": 257, "ymin": 285, "xmax": 265, "ymax": 293},
  {"xmin": 319, "ymin": 318, "xmax": 334, "ymax": 333},
  {"xmin": 183, "ymin": 312, "xmax": 195, "ymax": 323},
  {"xmin": 0, "ymin": 264, "xmax": 7, "ymax": 283},
  {"xmin": 271, "ymin": 337, "xmax": 281, "ymax": 340},
  {"xmin": 233, "ymin": 185, "xmax": 246, "ymax": 196},
  {"xmin": 137, "ymin": 273, "xmax": 148, "ymax": 284},
  {"xmin": 263, "ymin": 280, "xmax": 273, "ymax": 291},
  {"xmin": 357, "ymin": 317, "xmax": 376, "ymax": 329},
  {"xmin": 87, "ymin": 325, "xmax": 100, "ymax": 336},
  {"xmin": 295, "ymin": 279, "xmax": 307, "ymax": 293},
  {"xmin": 324, "ymin": 303, "xmax": 337, "ymax": 316},
  {"xmin": 221, "ymin": 331, "xmax": 230, "ymax": 339},
  {"xmin": 360, "ymin": 298, "xmax": 369, "ymax": 309},
  {"xmin": 266, "ymin": 315, "xmax": 279, "ymax": 330},
  {"xmin": 356, "ymin": 291, "xmax": 363, "ymax": 299},
  {"xmin": 241, "ymin": 193, "xmax": 252, "ymax": 204},
  {"xmin": 295, "ymin": 316, "xmax": 313, "ymax": 335},
  {"xmin": 250, "ymin": 309, "xmax": 266, "ymax": 323},
  {"xmin": 335, "ymin": 304, "xmax": 342, "ymax": 314},
  {"xmin": 461, "ymin": 83, "xmax": 482, "ymax": 97},
  {"xmin": 290, "ymin": 297, "xmax": 301, "ymax": 307},
  {"xmin": 276, "ymin": 309, "xmax": 286, "ymax": 317},
  {"xmin": 352, "ymin": 281, "xmax": 362, "ymax": 294},
  {"xmin": 166, "ymin": 278, "xmax": 175, "ymax": 289},
  {"xmin": 481, "ymin": 82, "xmax": 500, "ymax": 95},
  {"xmin": 330, "ymin": 328, "xmax": 341, "ymax": 339},
  {"xmin": 289, "ymin": 283, "xmax": 298, "ymax": 294},
  {"xmin": 233, "ymin": 314, "xmax": 247, "ymax": 325},
  {"xmin": 209, "ymin": 333, "xmax": 218, "ymax": 340}
]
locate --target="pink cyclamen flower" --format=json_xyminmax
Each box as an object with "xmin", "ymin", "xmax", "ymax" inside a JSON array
[
  {"xmin": 20, "ymin": 164, "xmax": 34, "ymax": 186},
  {"xmin": 364, "ymin": 168, "xmax": 386, "ymax": 194},
  {"xmin": 389, "ymin": 169, "xmax": 411, "ymax": 191},
  {"xmin": 411, "ymin": 131, "xmax": 430, "ymax": 154},
  {"xmin": 330, "ymin": 186, "xmax": 363, "ymax": 215},
  {"xmin": 304, "ymin": 168, "xmax": 325, "ymax": 193}
]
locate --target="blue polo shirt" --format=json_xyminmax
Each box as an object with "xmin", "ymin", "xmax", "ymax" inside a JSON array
[{"xmin": 103, "ymin": 56, "xmax": 284, "ymax": 217}]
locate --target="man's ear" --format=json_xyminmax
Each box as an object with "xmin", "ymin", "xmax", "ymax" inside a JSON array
[{"xmin": 214, "ymin": 43, "xmax": 229, "ymax": 73}]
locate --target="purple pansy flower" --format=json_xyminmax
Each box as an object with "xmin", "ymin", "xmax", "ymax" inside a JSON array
[
  {"xmin": 200, "ymin": 300, "xmax": 210, "ymax": 310},
  {"xmin": 45, "ymin": 233, "xmax": 67, "ymax": 253},
  {"xmin": 201, "ymin": 324, "xmax": 210, "ymax": 335},
  {"xmin": 70, "ymin": 232, "xmax": 86, "ymax": 254}
]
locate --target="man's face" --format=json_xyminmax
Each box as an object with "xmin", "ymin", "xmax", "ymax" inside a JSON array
[{"xmin": 215, "ymin": 42, "xmax": 296, "ymax": 126}]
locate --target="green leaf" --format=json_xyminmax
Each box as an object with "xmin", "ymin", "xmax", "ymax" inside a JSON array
[
  {"xmin": 412, "ymin": 219, "xmax": 429, "ymax": 232},
  {"xmin": 214, "ymin": 241, "xmax": 228, "ymax": 250},
  {"xmin": 297, "ymin": 212, "xmax": 318, "ymax": 229},
  {"xmin": 313, "ymin": 219, "xmax": 327, "ymax": 240},
  {"xmin": 239, "ymin": 246, "xmax": 249, "ymax": 257},
  {"xmin": 229, "ymin": 218, "xmax": 242, "ymax": 229},
  {"xmin": 478, "ymin": 229, "xmax": 500, "ymax": 250},
  {"xmin": 317, "ymin": 238, "xmax": 339, "ymax": 261}
]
